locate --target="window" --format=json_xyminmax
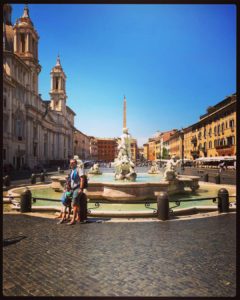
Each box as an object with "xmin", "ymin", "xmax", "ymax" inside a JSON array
[
  {"xmin": 3, "ymin": 149, "xmax": 6, "ymax": 160},
  {"xmin": 227, "ymin": 136, "xmax": 235, "ymax": 145},
  {"xmin": 203, "ymin": 128, "xmax": 206, "ymax": 139},
  {"xmin": 217, "ymin": 125, "xmax": 220, "ymax": 136},
  {"xmin": 229, "ymin": 119, "xmax": 234, "ymax": 128},
  {"xmin": 33, "ymin": 125, "xmax": 37, "ymax": 138},
  {"xmin": 55, "ymin": 78, "xmax": 59, "ymax": 90},
  {"xmin": 44, "ymin": 133, "xmax": 48, "ymax": 156},
  {"xmin": 52, "ymin": 143, "xmax": 54, "ymax": 157},
  {"xmin": 20, "ymin": 33, "xmax": 25, "ymax": 52},
  {"xmin": 214, "ymin": 126, "xmax": 217, "ymax": 136},
  {"xmin": 16, "ymin": 118, "xmax": 23, "ymax": 140},
  {"xmin": 209, "ymin": 141, "xmax": 212, "ymax": 149},
  {"xmin": 33, "ymin": 142, "xmax": 37, "ymax": 157},
  {"xmin": 208, "ymin": 128, "xmax": 212, "ymax": 137},
  {"xmin": 221, "ymin": 123, "xmax": 224, "ymax": 133},
  {"xmin": 3, "ymin": 88, "xmax": 7, "ymax": 108}
]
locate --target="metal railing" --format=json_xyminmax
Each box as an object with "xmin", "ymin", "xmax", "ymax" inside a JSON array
[
  {"xmin": 168, "ymin": 197, "xmax": 218, "ymax": 214},
  {"xmin": 7, "ymin": 193, "xmax": 236, "ymax": 217}
]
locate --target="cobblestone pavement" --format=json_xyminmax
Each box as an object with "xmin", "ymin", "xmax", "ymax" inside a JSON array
[{"xmin": 3, "ymin": 213, "xmax": 236, "ymax": 297}]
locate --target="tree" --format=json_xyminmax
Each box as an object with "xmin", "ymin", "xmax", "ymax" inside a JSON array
[{"xmin": 162, "ymin": 147, "xmax": 169, "ymax": 159}]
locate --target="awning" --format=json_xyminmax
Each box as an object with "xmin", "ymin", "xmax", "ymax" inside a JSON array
[{"xmin": 195, "ymin": 156, "xmax": 236, "ymax": 162}]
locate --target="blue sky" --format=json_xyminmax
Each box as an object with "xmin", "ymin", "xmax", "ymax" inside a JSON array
[{"xmin": 12, "ymin": 4, "xmax": 236, "ymax": 146}]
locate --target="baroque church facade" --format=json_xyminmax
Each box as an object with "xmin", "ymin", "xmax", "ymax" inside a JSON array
[{"xmin": 3, "ymin": 4, "xmax": 76, "ymax": 169}]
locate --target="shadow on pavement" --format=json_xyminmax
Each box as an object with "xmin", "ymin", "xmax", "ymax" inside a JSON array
[{"xmin": 3, "ymin": 235, "xmax": 27, "ymax": 247}]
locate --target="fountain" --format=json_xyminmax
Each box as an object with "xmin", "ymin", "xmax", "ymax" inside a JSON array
[
  {"xmin": 50, "ymin": 96, "xmax": 200, "ymax": 202},
  {"xmin": 114, "ymin": 127, "xmax": 137, "ymax": 181},
  {"xmin": 6, "ymin": 96, "xmax": 236, "ymax": 219},
  {"xmin": 148, "ymin": 161, "xmax": 160, "ymax": 174},
  {"xmin": 88, "ymin": 163, "xmax": 102, "ymax": 175}
]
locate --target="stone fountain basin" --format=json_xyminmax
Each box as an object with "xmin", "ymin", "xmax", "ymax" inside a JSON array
[{"xmin": 51, "ymin": 175, "xmax": 200, "ymax": 202}]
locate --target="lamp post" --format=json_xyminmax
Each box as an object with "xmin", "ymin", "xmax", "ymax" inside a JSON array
[{"xmin": 181, "ymin": 129, "xmax": 185, "ymax": 171}]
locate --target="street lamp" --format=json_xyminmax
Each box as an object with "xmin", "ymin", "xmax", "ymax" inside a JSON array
[{"xmin": 181, "ymin": 128, "xmax": 185, "ymax": 172}]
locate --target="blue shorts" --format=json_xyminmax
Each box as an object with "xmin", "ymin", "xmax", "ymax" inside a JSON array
[
  {"xmin": 61, "ymin": 192, "xmax": 72, "ymax": 206},
  {"xmin": 72, "ymin": 189, "xmax": 81, "ymax": 207}
]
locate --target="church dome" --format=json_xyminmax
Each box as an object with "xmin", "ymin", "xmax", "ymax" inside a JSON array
[{"xmin": 16, "ymin": 5, "xmax": 34, "ymax": 28}]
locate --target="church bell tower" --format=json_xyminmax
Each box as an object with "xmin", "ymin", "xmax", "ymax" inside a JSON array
[
  {"xmin": 13, "ymin": 5, "xmax": 41, "ymax": 93},
  {"xmin": 49, "ymin": 55, "xmax": 67, "ymax": 114}
]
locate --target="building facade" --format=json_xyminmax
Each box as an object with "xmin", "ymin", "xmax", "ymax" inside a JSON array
[
  {"xmin": 143, "ymin": 130, "xmax": 177, "ymax": 161},
  {"xmin": 148, "ymin": 139, "xmax": 156, "ymax": 161},
  {"xmin": 143, "ymin": 143, "xmax": 149, "ymax": 160},
  {"xmin": 73, "ymin": 129, "xmax": 90, "ymax": 160},
  {"xmin": 137, "ymin": 147, "xmax": 144, "ymax": 161},
  {"xmin": 3, "ymin": 4, "xmax": 76, "ymax": 170},
  {"xmin": 168, "ymin": 130, "xmax": 182, "ymax": 159},
  {"xmin": 89, "ymin": 136, "xmax": 98, "ymax": 161},
  {"xmin": 183, "ymin": 94, "xmax": 237, "ymax": 159},
  {"xmin": 142, "ymin": 94, "xmax": 236, "ymax": 161},
  {"xmin": 130, "ymin": 138, "xmax": 138, "ymax": 161},
  {"xmin": 97, "ymin": 138, "xmax": 118, "ymax": 162}
]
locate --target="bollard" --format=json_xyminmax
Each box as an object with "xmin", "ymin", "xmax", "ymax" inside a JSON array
[
  {"xmin": 31, "ymin": 173, "xmax": 36, "ymax": 184},
  {"xmin": 40, "ymin": 172, "xmax": 45, "ymax": 182},
  {"xmin": 3, "ymin": 175, "xmax": 11, "ymax": 187},
  {"xmin": 218, "ymin": 188, "xmax": 229, "ymax": 213},
  {"xmin": 203, "ymin": 173, "xmax": 209, "ymax": 182},
  {"xmin": 215, "ymin": 174, "xmax": 220, "ymax": 184},
  {"xmin": 79, "ymin": 193, "xmax": 88, "ymax": 222},
  {"xmin": 20, "ymin": 188, "xmax": 32, "ymax": 212},
  {"xmin": 157, "ymin": 192, "xmax": 169, "ymax": 221}
]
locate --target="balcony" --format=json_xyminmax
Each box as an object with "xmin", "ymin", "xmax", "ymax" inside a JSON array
[
  {"xmin": 216, "ymin": 144, "xmax": 233, "ymax": 150},
  {"xmin": 216, "ymin": 145, "xmax": 235, "ymax": 156}
]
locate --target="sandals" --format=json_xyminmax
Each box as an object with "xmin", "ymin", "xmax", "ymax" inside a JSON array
[
  {"xmin": 57, "ymin": 219, "xmax": 65, "ymax": 224},
  {"xmin": 67, "ymin": 221, "xmax": 76, "ymax": 225}
]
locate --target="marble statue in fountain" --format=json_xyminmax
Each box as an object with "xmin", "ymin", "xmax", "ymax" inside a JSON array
[
  {"xmin": 148, "ymin": 161, "xmax": 160, "ymax": 174},
  {"xmin": 163, "ymin": 156, "xmax": 180, "ymax": 180},
  {"xmin": 88, "ymin": 163, "xmax": 102, "ymax": 175},
  {"xmin": 73, "ymin": 155, "xmax": 84, "ymax": 170},
  {"xmin": 163, "ymin": 156, "xmax": 200, "ymax": 192},
  {"xmin": 114, "ymin": 127, "xmax": 137, "ymax": 181}
]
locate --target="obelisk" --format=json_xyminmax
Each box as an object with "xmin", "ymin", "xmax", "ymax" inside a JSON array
[{"xmin": 123, "ymin": 95, "xmax": 126, "ymax": 128}]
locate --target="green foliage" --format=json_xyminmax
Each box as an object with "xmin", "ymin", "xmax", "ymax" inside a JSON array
[{"xmin": 162, "ymin": 147, "xmax": 169, "ymax": 159}]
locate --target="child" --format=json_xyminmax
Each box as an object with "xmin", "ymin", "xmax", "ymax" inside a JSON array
[{"xmin": 57, "ymin": 182, "xmax": 72, "ymax": 224}]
